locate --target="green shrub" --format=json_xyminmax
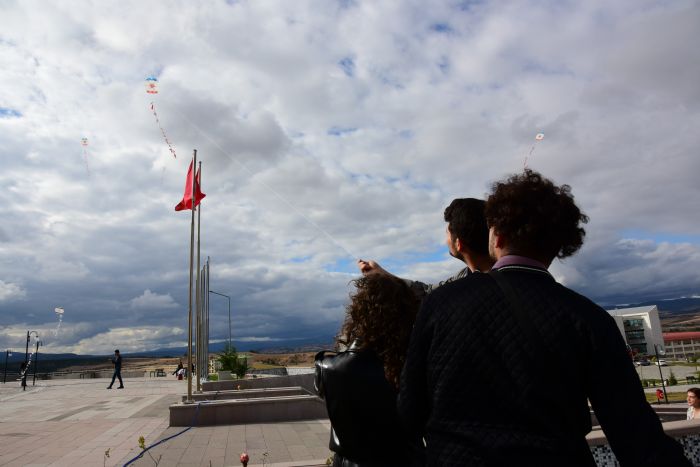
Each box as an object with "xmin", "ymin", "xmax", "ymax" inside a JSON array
[
  {"xmin": 668, "ymin": 371, "xmax": 677, "ymax": 386},
  {"xmin": 217, "ymin": 344, "xmax": 248, "ymax": 378},
  {"xmin": 208, "ymin": 374, "xmax": 218, "ymax": 381}
]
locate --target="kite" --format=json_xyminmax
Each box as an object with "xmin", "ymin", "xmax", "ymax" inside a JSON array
[
  {"xmin": 145, "ymin": 76, "xmax": 159, "ymax": 94},
  {"xmin": 146, "ymin": 76, "xmax": 177, "ymax": 159},
  {"xmin": 524, "ymin": 132, "xmax": 545, "ymax": 169},
  {"xmin": 80, "ymin": 138, "xmax": 90, "ymax": 175},
  {"xmin": 54, "ymin": 307, "xmax": 64, "ymax": 336}
]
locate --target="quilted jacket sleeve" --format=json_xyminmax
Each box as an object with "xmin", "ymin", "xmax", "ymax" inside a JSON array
[{"xmin": 586, "ymin": 310, "xmax": 690, "ymax": 466}]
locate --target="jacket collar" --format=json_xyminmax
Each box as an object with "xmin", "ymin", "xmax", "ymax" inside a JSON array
[{"xmin": 492, "ymin": 255, "xmax": 553, "ymax": 278}]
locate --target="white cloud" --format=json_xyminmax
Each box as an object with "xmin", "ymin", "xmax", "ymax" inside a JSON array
[
  {"xmin": 1, "ymin": 0, "xmax": 699, "ymax": 353},
  {"xmin": 130, "ymin": 290, "xmax": 179, "ymax": 310},
  {"xmin": 0, "ymin": 281, "xmax": 26, "ymax": 302}
]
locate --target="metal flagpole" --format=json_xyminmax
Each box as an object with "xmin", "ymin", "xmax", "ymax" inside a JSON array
[
  {"xmin": 195, "ymin": 161, "xmax": 202, "ymax": 393},
  {"xmin": 199, "ymin": 265, "xmax": 205, "ymax": 385},
  {"xmin": 205, "ymin": 257, "xmax": 210, "ymax": 378},
  {"xmin": 186, "ymin": 149, "xmax": 197, "ymax": 403}
]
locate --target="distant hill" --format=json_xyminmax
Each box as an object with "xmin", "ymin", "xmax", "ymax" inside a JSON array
[
  {"xmin": 3, "ymin": 336, "xmax": 336, "ymax": 362},
  {"xmin": 628, "ymin": 297, "xmax": 700, "ymax": 315}
]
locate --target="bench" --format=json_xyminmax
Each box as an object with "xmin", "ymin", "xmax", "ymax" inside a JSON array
[{"xmin": 149, "ymin": 368, "xmax": 167, "ymax": 377}]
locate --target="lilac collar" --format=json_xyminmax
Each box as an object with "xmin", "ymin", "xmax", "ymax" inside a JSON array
[{"xmin": 492, "ymin": 255, "xmax": 548, "ymax": 270}]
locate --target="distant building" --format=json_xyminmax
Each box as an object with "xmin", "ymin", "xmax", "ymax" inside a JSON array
[
  {"xmin": 606, "ymin": 305, "xmax": 664, "ymax": 356},
  {"xmin": 662, "ymin": 332, "xmax": 700, "ymax": 360}
]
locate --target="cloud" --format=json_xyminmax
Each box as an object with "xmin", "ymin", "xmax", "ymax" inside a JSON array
[
  {"xmin": 129, "ymin": 290, "xmax": 179, "ymax": 310},
  {"xmin": 0, "ymin": 281, "xmax": 26, "ymax": 302},
  {"xmin": 1, "ymin": 0, "xmax": 699, "ymax": 353}
]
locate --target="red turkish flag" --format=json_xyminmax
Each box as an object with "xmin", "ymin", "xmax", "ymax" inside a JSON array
[{"xmin": 174, "ymin": 161, "xmax": 206, "ymax": 211}]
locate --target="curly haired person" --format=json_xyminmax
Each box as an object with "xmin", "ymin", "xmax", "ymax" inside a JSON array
[
  {"xmin": 399, "ymin": 170, "xmax": 690, "ymax": 466},
  {"xmin": 315, "ymin": 274, "xmax": 424, "ymax": 466}
]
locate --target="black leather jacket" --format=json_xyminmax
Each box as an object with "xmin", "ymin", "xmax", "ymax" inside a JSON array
[{"xmin": 315, "ymin": 342, "xmax": 424, "ymax": 467}]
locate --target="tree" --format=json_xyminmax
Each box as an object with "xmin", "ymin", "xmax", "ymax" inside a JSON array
[
  {"xmin": 217, "ymin": 344, "xmax": 249, "ymax": 379},
  {"xmin": 235, "ymin": 356, "xmax": 249, "ymax": 379},
  {"xmin": 218, "ymin": 344, "xmax": 240, "ymax": 373}
]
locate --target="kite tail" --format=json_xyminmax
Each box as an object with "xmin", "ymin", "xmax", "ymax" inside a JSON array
[{"xmin": 150, "ymin": 102, "xmax": 177, "ymax": 159}]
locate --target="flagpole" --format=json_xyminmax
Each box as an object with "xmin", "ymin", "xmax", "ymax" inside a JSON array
[
  {"xmin": 195, "ymin": 161, "xmax": 203, "ymax": 393},
  {"xmin": 186, "ymin": 149, "xmax": 197, "ymax": 403}
]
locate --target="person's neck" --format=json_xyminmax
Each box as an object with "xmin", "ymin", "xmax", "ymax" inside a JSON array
[{"xmin": 465, "ymin": 254, "xmax": 495, "ymax": 273}]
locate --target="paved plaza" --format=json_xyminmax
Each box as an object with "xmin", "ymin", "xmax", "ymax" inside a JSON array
[{"xmin": 0, "ymin": 378, "xmax": 331, "ymax": 467}]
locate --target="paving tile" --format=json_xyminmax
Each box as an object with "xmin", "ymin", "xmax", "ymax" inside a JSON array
[
  {"xmin": 0, "ymin": 378, "xmax": 332, "ymax": 467},
  {"xmin": 287, "ymin": 444, "xmax": 312, "ymax": 460}
]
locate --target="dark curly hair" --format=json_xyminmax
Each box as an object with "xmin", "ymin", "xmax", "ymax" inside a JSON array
[
  {"xmin": 337, "ymin": 274, "xmax": 419, "ymax": 388},
  {"xmin": 444, "ymin": 198, "xmax": 489, "ymax": 256},
  {"xmin": 485, "ymin": 169, "xmax": 589, "ymax": 261}
]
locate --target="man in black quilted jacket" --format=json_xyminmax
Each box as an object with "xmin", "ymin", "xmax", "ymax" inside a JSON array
[{"xmin": 398, "ymin": 170, "xmax": 690, "ymax": 466}]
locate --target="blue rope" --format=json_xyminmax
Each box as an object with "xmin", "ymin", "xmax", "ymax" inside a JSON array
[{"xmin": 123, "ymin": 402, "xmax": 201, "ymax": 466}]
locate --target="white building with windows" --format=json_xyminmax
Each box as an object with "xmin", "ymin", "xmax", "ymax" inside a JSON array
[
  {"xmin": 662, "ymin": 332, "xmax": 700, "ymax": 360},
  {"xmin": 606, "ymin": 305, "xmax": 664, "ymax": 356}
]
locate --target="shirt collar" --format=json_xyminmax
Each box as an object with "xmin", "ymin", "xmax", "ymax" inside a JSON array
[{"xmin": 492, "ymin": 254, "xmax": 548, "ymax": 270}]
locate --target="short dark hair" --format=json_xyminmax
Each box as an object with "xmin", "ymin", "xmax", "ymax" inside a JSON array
[
  {"xmin": 485, "ymin": 169, "xmax": 588, "ymax": 261},
  {"xmin": 689, "ymin": 387, "xmax": 700, "ymax": 398},
  {"xmin": 114, "ymin": 349, "xmax": 120, "ymax": 354},
  {"xmin": 443, "ymin": 198, "xmax": 489, "ymax": 256}
]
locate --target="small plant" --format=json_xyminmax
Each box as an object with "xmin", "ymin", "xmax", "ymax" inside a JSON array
[
  {"xmin": 326, "ymin": 453, "xmax": 334, "ymax": 465},
  {"xmin": 261, "ymin": 451, "xmax": 269, "ymax": 466},
  {"xmin": 669, "ymin": 371, "xmax": 678, "ymax": 386},
  {"xmin": 137, "ymin": 435, "xmax": 161, "ymax": 466},
  {"xmin": 104, "ymin": 448, "xmax": 110, "ymax": 467}
]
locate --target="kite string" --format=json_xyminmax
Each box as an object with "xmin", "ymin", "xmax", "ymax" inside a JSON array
[
  {"xmin": 523, "ymin": 144, "xmax": 535, "ymax": 170},
  {"xmin": 150, "ymin": 102, "xmax": 177, "ymax": 159},
  {"xmin": 82, "ymin": 147, "xmax": 91, "ymax": 176},
  {"xmin": 54, "ymin": 314, "xmax": 63, "ymax": 337},
  {"xmin": 177, "ymin": 111, "xmax": 359, "ymax": 263},
  {"xmin": 523, "ymin": 134, "xmax": 544, "ymax": 170}
]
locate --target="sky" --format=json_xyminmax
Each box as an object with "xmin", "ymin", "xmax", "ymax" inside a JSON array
[{"xmin": 1, "ymin": 0, "xmax": 699, "ymax": 355}]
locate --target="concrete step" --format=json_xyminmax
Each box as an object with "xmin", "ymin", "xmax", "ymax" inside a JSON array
[
  {"xmin": 169, "ymin": 394, "xmax": 328, "ymax": 426},
  {"xmin": 181, "ymin": 386, "xmax": 310, "ymax": 402}
]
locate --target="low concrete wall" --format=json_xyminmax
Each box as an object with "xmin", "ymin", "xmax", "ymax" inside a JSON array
[
  {"xmin": 182, "ymin": 387, "xmax": 309, "ymax": 402},
  {"xmin": 248, "ymin": 367, "xmax": 288, "ymax": 376},
  {"xmin": 202, "ymin": 373, "xmax": 317, "ymax": 395},
  {"xmin": 170, "ymin": 395, "xmax": 328, "ymax": 427},
  {"xmin": 47, "ymin": 370, "xmax": 145, "ymax": 380}
]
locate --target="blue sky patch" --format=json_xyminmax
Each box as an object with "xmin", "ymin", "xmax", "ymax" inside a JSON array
[
  {"xmin": 338, "ymin": 57, "xmax": 355, "ymax": 77},
  {"xmin": 0, "ymin": 107, "xmax": 22, "ymax": 118},
  {"xmin": 324, "ymin": 257, "xmax": 361, "ymax": 273},
  {"xmin": 327, "ymin": 126, "xmax": 357, "ymax": 136},
  {"xmin": 288, "ymin": 255, "xmax": 313, "ymax": 264},
  {"xmin": 430, "ymin": 23, "xmax": 453, "ymax": 34},
  {"xmin": 621, "ymin": 229, "xmax": 700, "ymax": 245}
]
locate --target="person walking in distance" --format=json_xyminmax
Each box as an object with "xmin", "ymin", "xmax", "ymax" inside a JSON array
[{"xmin": 107, "ymin": 349, "xmax": 124, "ymax": 389}]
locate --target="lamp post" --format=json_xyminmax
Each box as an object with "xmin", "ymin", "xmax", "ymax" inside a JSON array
[
  {"xmin": 209, "ymin": 290, "xmax": 231, "ymax": 349},
  {"xmin": 654, "ymin": 343, "xmax": 668, "ymax": 404},
  {"xmin": 32, "ymin": 340, "xmax": 42, "ymax": 386},
  {"xmin": 23, "ymin": 331, "xmax": 39, "ymax": 391},
  {"xmin": 3, "ymin": 349, "xmax": 12, "ymax": 384}
]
